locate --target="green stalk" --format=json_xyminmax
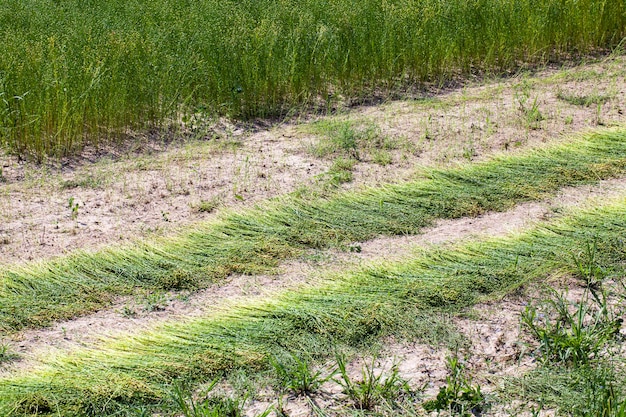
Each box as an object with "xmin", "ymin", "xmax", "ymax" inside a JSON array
[{"xmin": 1, "ymin": 0, "xmax": 625, "ymax": 160}]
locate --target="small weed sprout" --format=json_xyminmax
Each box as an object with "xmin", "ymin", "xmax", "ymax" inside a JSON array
[
  {"xmin": 170, "ymin": 380, "xmax": 264, "ymax": 417},
  {"xmin": 334, "ymin": 354, "xmax": 413, "ymax": 410},
  {"xmin": 372, "ymin": 150, "xmax": 393, "ymax": 166},
  {"xmin": 67, "ymin": 197, "xmax": 79, "ymax": 220},
  {"xmin": 143, "ymin": 292, "xmax": 167, "ymax": 312},
  {"xmin": 423, "ymin": 352, "xmax": 485, "ymax": 416},
  {"xmin": 556, "ymin": 90, "xmax": 613, "ymax": 107},
  {"xmin": 271, "ymin": 354, "xmax": 333, "ymax": 396},
  {"xmin": 521, "ymin": 287, "xmax": 623, "ymax": 366},
  {"xmin": 308, "ymin": 120, "xmax": 385, "ymax": 161},
  {"xmin": 0, "ymin": 342, "xmax": 19, "ymax": 365},
  {"xmin": 122, "ymin": 305, "xmax": 137, "ymax": 318},
  {"xmin": 327, "ymin": 157, "xmax": 356, "ymax": 185},
  {"xmin": 572, "ymin": 240, "xmax": 606, "ymax": 289},
  {"xmin": 516, "ymin": 93, "xmax": 544, "ymax": 129},
  {"xmin": 193, "ymin": 196, "xmax": 222, "ymax": 214}
]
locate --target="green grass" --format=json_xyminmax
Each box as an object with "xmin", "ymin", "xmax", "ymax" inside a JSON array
[
  {"xmin": 556, "ymin": 90, "xmax": 615, "ymax": 107},
  {"xmin": 2, "ymin": 130, "xmax": 626, "ymax": 334},
  {"xmin": 1, "ymin": 0, "xmax": 625, "ymax": 160},
  {"xmin": 1, "ymin": 195, "xmax": 626, "ymax": 416}
]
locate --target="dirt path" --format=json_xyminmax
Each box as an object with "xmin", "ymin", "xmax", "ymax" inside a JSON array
[
  {"xmin": 1, "ymin": 55, "xmax": 625, "ymax": 265},
  {"xmin": 3, "ymin": 176, "xmax": 626, "ymax": 378}
]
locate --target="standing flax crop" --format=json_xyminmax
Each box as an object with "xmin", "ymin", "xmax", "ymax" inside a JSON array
[{"xmin": 0, "ymin": 0, "xmax": 625, "ymax": 159}]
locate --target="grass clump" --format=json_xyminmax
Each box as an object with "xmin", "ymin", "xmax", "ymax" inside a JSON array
[
  {"xmin": 372, "ymin": 150, "xmax": 393, "ymax": 166},
  {"xmin": 308, "ymin": 120, "xmax": 379, "ymax": 160},
  {"xmin": 327, "ymin": 157, "xmax": 357, "ymax": 185},
  {"xmin": 2, "ymin": 131, "xmax": 626, "ymax": 333},
  {"xmin": 423, "ymin": 353, "xmax": 486, "ymax": 416},
  {"xmin": 192, "ymin": 197, "xmax": 222, "ymax": 214},
  {"xmin": 505, "ymin": 241, "xmax": 626, "ymax": 415},
  {"xmin": 507, "ymin": 364, "xmax": 626, "ymax": 416},
  {"xmin": 335, "ymin": 354, "xmax": 414, "ymax": 411},
  {"xmin": 556, "ymin": 90, "xmax": 614, "ymax": 107},
  {"xmin": 271, "ymin": 354, "xmax": 332, "ymax": 396},
  {"xmin": 521, "ymin": 288, "xmax": 623, "ymax": 366},
  {"xmin": 521, "ymin": 239, "xmax": 624, "ymax": 367},
  {"xmin": 307, "ymin": 119, "xmax": 400, "ymax": 164},
  {"xmin": 169, "ymin": 381, "xmax": 266, "ymax": 417},
  {"xmin": 0, "ymin": 342, "xmax": 18, "ymax": 365}
]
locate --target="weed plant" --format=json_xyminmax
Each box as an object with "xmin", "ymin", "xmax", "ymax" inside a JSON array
[
  {"xmin": 423, "ymin": 353, "xmax": 485, "ymax": 416},
  {"xmin": 170, "ymin": 381, "xmax": 259, "ymax": 417},
  {"xmin": 507, "ymin": 363, "xmax": 626, "ymax": 416},
  {"xmin": 0, "ymin": 342, "xmax": 18, "ymax": 365},
  {"xmin": 334, "ymin": 354, "xmax": 413, "ymax": 410},
  {"xmin": 509, "ymin": 249, "xmax": 626, "ymax": 415},
  {"xmin": 556, "ymin": 91, "xmax": 614, "ymax": 107},
  {"xmin": 521, "ymin": 288, "xmax": 623, "ymax": 365},
  {"xmin": 1, "ymin": 0, "xmax": 625, "ymax": 159},
  {"xmin": 271, "ymin": 354, "xmax": 331, "ymax": 396}
]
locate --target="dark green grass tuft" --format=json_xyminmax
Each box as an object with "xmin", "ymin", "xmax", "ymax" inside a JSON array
[{"xmin": 2, "ymin": 130, "xmax": 626, "ymax": 333}]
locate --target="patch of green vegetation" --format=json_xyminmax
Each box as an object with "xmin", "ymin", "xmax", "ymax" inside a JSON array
[
  {"xmin": 307, "ymin": 120, "xmax": 374, "ymax": 159},
  {"xmin": 191, "ymin": 196, "xmax": 222, "ymax": 214},
  {"xmin": 372, "ymin": 149, "xmax": 393, "ymax": 166},
  {"xmin": 335, "ymin": 354, "xmax": 414, "ymax": 410},
  {"xmin": 503, "ymin": 241, "xmax": 626, "ymax": 415},
  {"xmin": 521, "ymin": 287, "xmax": 623, "ymax": 366},
  {"xmin": 60, "ymin": 175, "xmax": 104, "ymax": 190},
  {"xmin": 170, "ymin": 381, "xmax": 257, "ymax": 417},
  {"xmin": 271, "ymin": 354, "xmax": 331, "ymax": 396},
  {"xmin": 2, "ymin": 0, "xmax": 624, "ymax": 160},
  {"xmin": 505, "ymin": 365, "xmax": 626, "ymax": 416},
  {"xmin": 516, "ymin": 93, "xmax": 544, "ymax": 130},
  {"xmin": 556, "ymin": 90, "xmax": 615, "ymax": 107},
  {"xmin": 2, "ymin": 131, "xmax": 626, "ymax": 333},
  {"xmin": 2, "ymin": 197, "xmax": 626, "ymax": 415},
  {"xmin": 306, "ymin": 119, "xmax": 400, "ymax": 164},
  {"xmin": 326, "ymin": 157, "xmax": 357, "ymax": 185},
  {"xmin": 0, "ymin": 342, "xmax": 18, "ymax": 365},
  {"xmin": 423, "ymin": 353, "xmax": 486, "ymax": 416}
]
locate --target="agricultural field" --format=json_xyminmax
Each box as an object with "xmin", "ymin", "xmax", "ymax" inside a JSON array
[{"xmin": 2, "ymin": 0, "xmax": 626, "ymax": 416}]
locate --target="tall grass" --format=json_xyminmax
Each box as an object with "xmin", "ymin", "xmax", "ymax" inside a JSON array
[
  {"xmin": 1, "ymin": 197, "xmax": 626, "ymax": 416},
  {"xmin": 0, "ymin": 0, "xmax": 625, "ymax": 159},
  {"xmin": 1, "ymin": 130, "xmax": 626, "ymax": 333}
]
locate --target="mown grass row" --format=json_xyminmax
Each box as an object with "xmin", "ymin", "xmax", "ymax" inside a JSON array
[
  {"xmin": 2, "ymin": 130, "xmax": 626, "ymax": 334},
  {"xmin": 1, "ymin": 0, "xmax": 625, "ymax": 159},
  {"xmin": 1, "ymin": 196, "xmax": 626, "ymax": 416}
]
